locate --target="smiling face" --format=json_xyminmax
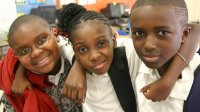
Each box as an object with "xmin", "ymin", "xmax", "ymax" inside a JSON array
[
  {"xmin": 130, "ymin": 5, "xmax": 190, "ymax": 71},
  {"xmin": 71, "ymin": 20, "xmax": 113, "ymax": 75},
  {"xmin": 10, "ymin": 19, "xmax": 60, "ymax": 74}
]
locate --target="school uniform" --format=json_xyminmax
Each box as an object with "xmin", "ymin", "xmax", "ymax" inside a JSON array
[
  {"xmin": 135, "ymin": 53, "xmax": 200, "ymax": 112},
  {"xmin": 197, "ymin": 48, "xmax": 200, "ymax": 54},
  {"xmin": 54, "ymin": 37, "xmax": 200, "ymax": 112},
  {"xmin": 82, "ymin": 39, "xmax": 141, "ymax": 112},
  {"xmin": 1, "ymin": 37, "xmax": 80, "ymax": 112},
  {"xmin": 44, "ymin": 57, "xmax": 80, "ymax": 112},
  {"xmin": 1, "ymin": 56, "xmax": 80, "ymax": 112}
]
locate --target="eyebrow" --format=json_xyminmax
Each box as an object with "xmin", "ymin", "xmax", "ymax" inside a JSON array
[
  {"xmin": 74, "ymin": 41, "xmax": 83, "ymax": 47},
  {"xmin": 131, "ymin": 26, "xmax": 170, "ymax": 30},
  {"xmin": 73, "ymin": 34, "xmax": 107, "ymax": 46}
]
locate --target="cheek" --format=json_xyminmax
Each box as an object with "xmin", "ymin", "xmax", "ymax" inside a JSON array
[
  {"xmin": 107, "ymin": 48, "xmax": 114, "ymax": 59},
  {"xmin": 74, "ymin": 50, "xmax": 89, "ymax": 67},
  {"xmin": 77, "ymin": 55, "xmax": 90, "ymax": 70},
  {"xmin": 160, "ymin": 41, "xmax": 181, "ymax": 62},
  {"xmin": 18, "ymin": 58, "xmax": 34, "ymax": 71},
  {"xmin": 133, "ymin": 41, "xmax": 143, "ymax": 55},
  {"xmin": 48, "ymin": 40, "xmax": 60, "ymax": 60}
]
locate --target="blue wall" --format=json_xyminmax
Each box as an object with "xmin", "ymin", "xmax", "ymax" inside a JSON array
[{"xmin": 16, "ymin": 0, "xmax": 55, "ymax": 15}]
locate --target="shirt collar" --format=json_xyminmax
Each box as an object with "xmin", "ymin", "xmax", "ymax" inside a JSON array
[
  {"xmin": 48, "ymin": 57, "xmax": 65, "ymax": 85},
  {"xmin": 57, "ymin": 56, "xmax": 65, "ymax": 74}
]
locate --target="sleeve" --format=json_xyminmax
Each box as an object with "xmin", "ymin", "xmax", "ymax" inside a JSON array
[{"xmin": 57, "ymin": 36, "xmax": 74, "ymax": 64}]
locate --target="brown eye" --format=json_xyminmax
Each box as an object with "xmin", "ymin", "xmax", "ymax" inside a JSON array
[
  {"xmin": 132, "ymin": 30, "xmax": 144, "ymax": 39},
  {"xmin": 135, "ymin": 31, "xmax": 144, "ymax": 37},
  {"xmin": 17, "ymin": 48, "xmax": 31, "ymax": 56},
  {"xmin": 79, "ymin": 47, "xmax": 88, "ymax": 54},
  {"xmin": 38, "ymin": 36, "xmax": 48, "ymax": 45},
  {"xmin": 158, "ymin": 30, "xmax": 169, "ymax": 36},
  {"xmin": 98, "ymin": 40, "xmax": 107, "ymax": 48}
]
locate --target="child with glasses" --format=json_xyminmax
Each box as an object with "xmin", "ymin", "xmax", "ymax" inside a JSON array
[
  {"xmin": 5, "ymin": 3, "xmax": 200, "ymax": 112},
  {"xmin": 0, "ymin": 15, "xmax": 81, "ymax": 112},
  {"xmin": 8, "ymin": 3, "xmax": 200, "ymax": 112}
]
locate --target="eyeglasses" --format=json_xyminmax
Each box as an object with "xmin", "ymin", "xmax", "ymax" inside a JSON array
[{"xmin": 15, "ymin": 35, "xmax": 51, "ymax": 57}]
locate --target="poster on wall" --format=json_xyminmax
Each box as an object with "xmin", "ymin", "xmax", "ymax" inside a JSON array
[
  {"xmin": 28, "ymin": 0, "xmax": 46, "ymax": 5},
  {"xmin": 15, "ymin": 0, "xmax": 27, "ymax": 5},
  {"xmin": 78, "ymin": 0, "xmax": 96, "ymax": 5}
]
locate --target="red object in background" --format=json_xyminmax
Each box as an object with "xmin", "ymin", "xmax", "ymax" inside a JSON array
[
  {"xmin": 50, "ymin": 25, "xmax": 68, "ymax": 38},
  {"xmin": 83, "ymin": 0, "xmax": 136, "ymax": 12}
]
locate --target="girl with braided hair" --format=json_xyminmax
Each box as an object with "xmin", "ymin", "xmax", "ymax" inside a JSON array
[{"xmin": 9, "ymin": 1, "xmax": 200, "ymax": 112}]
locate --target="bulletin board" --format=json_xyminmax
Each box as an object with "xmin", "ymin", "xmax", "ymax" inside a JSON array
[{"xmin": 16, "ymin": 0, "xmax": 54, "ymax": 15}]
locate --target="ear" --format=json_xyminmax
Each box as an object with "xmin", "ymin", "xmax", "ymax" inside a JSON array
[
  {"xmin": 111, "ymin": 27, "xmax": 118, "ymax": 48},
  {"xmin": 113, "ymin": 36, "xmax": 117, "ymax": 48},
  {"xmin": 181, "ymin": 25, "xmax": 191, "ymax": 43}
]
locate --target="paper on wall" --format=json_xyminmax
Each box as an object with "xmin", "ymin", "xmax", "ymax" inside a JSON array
[
  {"xmin": 60, "ymin": 0, "xmax": 76, "ymax": 5},
  {"xmin": 78, "ymin": 0, "xmax": 96, "ymax": 5},
  {"xmin": 0, "ymin": 0, "xmax": 17, "ymax": 31}
]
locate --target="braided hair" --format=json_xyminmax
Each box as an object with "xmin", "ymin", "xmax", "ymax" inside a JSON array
[
  {"xmin": 130, "ymin": 0, "xmax": 188, "ymax": 26},
  {"xmin": 58, "ymin": 3, "xmax": 111, "ymax": 42}
]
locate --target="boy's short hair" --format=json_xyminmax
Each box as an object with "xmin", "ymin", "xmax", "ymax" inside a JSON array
[
  {"xmin": 131, "ymin": 0, "xmax": 188, "ymax": 26},
  {"xmin": 8, "ymin": 15, "xmax": 49, "ymax": 46}
]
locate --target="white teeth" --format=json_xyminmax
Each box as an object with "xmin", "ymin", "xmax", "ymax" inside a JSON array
[{"xmin": 37, "ymin": 57, "xmax": 47, "ymax": 64}]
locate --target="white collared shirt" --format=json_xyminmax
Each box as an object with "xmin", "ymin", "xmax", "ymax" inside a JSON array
[
  {"xmin": 56, "ymin": 36, "xmax": 200, "ymax": 112},
  {"xmin": 48, "ymin": 36, "xmax": 74, "ymax": 85},
  {"xmin": 82, "ymin": 73, "xmax": 124, "ymax": 112},
  {"xmin": 82, "ymin": 38, "xmax": 141, "ymax": 112},
  {"xmin": 48, "ymin": 56, "xmax": 65, "ymax": 85},
  {"xmin": 135, "ymin": 53, "xmax": 200, "ymax": 112}
]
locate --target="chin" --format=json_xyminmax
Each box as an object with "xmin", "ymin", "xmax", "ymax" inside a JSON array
[
  {"xmin": 94, "ymin": 69, "xmax": 108, "ymax": 75},
  {"xmin": 94, "ymin": 71, "xmax": 106, "ymax": 75},
  {"xmin": 144, "ymin": 62, "xmax": 161, "ymax": 69}
]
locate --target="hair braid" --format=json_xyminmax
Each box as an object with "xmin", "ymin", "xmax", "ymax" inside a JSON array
[
  {"xmin": 58, "ymin": 3, "xmax": 86, "ymax": 35},
  {"xmin": 58, "ymin": 3, "xmax": 111, "ymax": 42}
]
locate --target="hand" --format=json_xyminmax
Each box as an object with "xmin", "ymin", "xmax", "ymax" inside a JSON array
[
  {"xmin": 63, "ymin": 60, "xmax": 87, "ymax": 105},
  {"xmin": 11, "ymin": 77, "xmax": 32, "ymax": 95},
  {"xmin": 11, "ymin": 64, "xmax": 32, "ymax": 95},
  {"xmin": 140, "ymin": 78, "xmax": 173, "ymax": 102}
]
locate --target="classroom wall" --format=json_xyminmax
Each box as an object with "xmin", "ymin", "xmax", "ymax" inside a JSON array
[
  {"xmin": 16, "ymin": 0, "xmax": 55, "ymax": 15},
  {"xmin": 0, "ymin": 0, "xmax": 17, "ymax": 31},
  {"xmin": 185, "ymin": 0, "xmax": 200, "ymax": 22},
  {"xmin": 83, "ymin": 0, "xmax": 136, "ymax": 12}
]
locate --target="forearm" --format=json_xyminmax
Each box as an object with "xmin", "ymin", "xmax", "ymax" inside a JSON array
[
  {"xmin": 15, "ymin": 64, "xmax": 26, "ymax": 79},
  {"xmin": 161, "ymin": 24, "xmax": 200, "ymax": 84},
  {"xmin": 185, "ymin": 23, "xmax": 200, "ymax": 59},
  {"xmin": 64, "ymin": 60, "xmax": 87, "ymax": 102},
  {"xmin": 161, "ymin": 55, "xmax": 187, "ymax": 84}
]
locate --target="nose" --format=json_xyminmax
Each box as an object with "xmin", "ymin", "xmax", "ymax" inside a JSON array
[
  {"xmin": 144, "ymin": 34, "xmax": 157, "ymax": 52},
  {"xmin": 30, "ymin": 46, "xmax": 43, "ymax": 58},
  {"xmin": 89, "ymin": 49, "xmax": 101, "ymax": 61}
]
